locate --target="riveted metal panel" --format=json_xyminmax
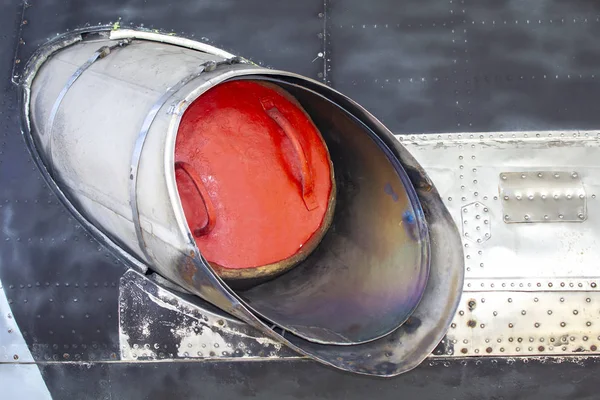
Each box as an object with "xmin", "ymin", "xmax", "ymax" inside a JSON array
[
  {"xmin": 446, "ymin": 291, "xmax": 600, "ymax": 356},
  {"xmin": 399, "ymin": 130, "xmax": 600, "ymax": 358},
  {"xmin": 118, "ymin": 270, "xmax": 298, "ymax": 361}
]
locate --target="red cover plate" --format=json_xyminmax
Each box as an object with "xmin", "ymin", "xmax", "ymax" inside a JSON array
[{"xmin": 175, "ymin": 80, "xmax": 333, "ymax": 274}]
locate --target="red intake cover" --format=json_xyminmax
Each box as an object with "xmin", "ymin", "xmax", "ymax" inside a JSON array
[{"xmin": 175, "ymin": 80, "xmax": 334, "ymax": 280}]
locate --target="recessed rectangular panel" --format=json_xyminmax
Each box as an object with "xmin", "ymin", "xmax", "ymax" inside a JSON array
[{"xmin": 499, "ymin": 171, "xmax": 586, "ymax": 223}]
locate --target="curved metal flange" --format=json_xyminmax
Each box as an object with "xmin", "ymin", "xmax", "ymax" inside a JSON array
[{"xmin": 168, "ymin": 76, "xmax": 464, "ymax": 376}]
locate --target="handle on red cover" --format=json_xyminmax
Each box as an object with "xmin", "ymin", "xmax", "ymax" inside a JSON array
[
  {"xmin": 261, "ymin": 99, "xmax": 318, "ymax": 211},
  {"xmin": 175, "ymin": 161, "xmax": 217, "ymax": 236}
]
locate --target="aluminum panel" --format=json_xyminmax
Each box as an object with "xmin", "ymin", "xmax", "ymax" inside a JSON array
[
  {"xmin": 398, "ymin": 130, "xmax": 600, "ymax": 280},
  {"xmin": 445, "ymin": 291, "xmax": 600, "ymax": 356},
  {"xmin": 399, "ymin": 130, "xmax": 600, "ymax": 358}
]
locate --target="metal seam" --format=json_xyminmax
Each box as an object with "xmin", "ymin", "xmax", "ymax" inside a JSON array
[
  {"xmin": 129, "ymin": 65, "xmax": 207, "ymax": 265},
  {"xmin": 46, "ymin": 40, "xmax": 130, "ymax": 173},
  {"xmin": 130, "ymin": 57, "xmax": 245, "ymax": 266}
]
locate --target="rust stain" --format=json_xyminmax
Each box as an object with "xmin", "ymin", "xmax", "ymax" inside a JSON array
[
  {"xmin": 179, "ymin": 257, "xmax": 198, "ymax": 285},
  {"xmin": 467, "ymin": 299, "xmax": 476, "ymax": 311},
  {"xmin": 467, "ymin": 319, "xmax": 476, "ymax": 328}
]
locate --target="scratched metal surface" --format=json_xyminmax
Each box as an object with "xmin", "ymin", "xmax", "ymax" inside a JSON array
[{"xmin": 4, "ymin": 0, "xmax": 600, "ymax": 398}]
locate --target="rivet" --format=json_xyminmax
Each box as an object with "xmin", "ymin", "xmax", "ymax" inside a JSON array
[
  {"xmin": 548, "ymin": 310, "xmax": 552, "ymax": 315},
  {"xmin": 567, "ymin": 194, "xmax": 572, "ymax": 199},
  {"xmin": 483, "ymin": 208, "xmax": 488, "ymax": 212},
  {"xmin": 538, "ymin": 173, "xmax": 543, "ymax": 178},
  {"xmin": 541, "ymin": 194, "xmax": 547, "ymax": 200},
  {"xmin": 554, "ymin": 173, "xmax": 560, "ymax": 178},
  {"xmin": 579, "ymin": 194, "xmax": 585, "ymax": 199},
  {"xmin": 528, "ymin": 194, "xmax": 534, "ymax": 200},
  {"xmin": 573, "ymin": 310, "xmax": 579, "ymax": 315},
  {"xmin": 504, "ymin": 195, "xmax": 509, "ymax": 200},
  {"xmin": 524, "ymin": 215, "xmax": 530, "ymax": 220},
  {"xmin": 504, "ymin": 215, "xmax": 510, "ymax": 220},
  {"xmin": 521, "ymin": 310, "xmax": 526, "ymax": 315},
  {"xmin": 560, "ymin": 322, "xmax": 566, "ymax": 327},
  {"xmin": 544, "ymin": 215, "xmax": 549, "ymax": 220},
  {"xmin": 508, "ymin": 323, "xmax": 514, "ymax": 328},
  {"xmin": 501, "ymin": 175, "xmax": 507, "ymax": 180},
  {"xmin": 558, "ymin": 214, "xmax": 564, "ymax": 219},
  {"xmin": 578, "ymin": 213, "xmax": 585, "ymax": 219},
  {"xmin": 508, "ymin": 298, "xmax": 513, "ymax": 303},
  {"xmin": 572, "ymin": 172, "xmax": 578, "ymax": 178},
  {"xmin": 516, "ymin": 195, "xmax": 522, "ymax": 200},
  {"xmin": 534, "ymin": 323, "xmax": 540, "ymax": 328}
]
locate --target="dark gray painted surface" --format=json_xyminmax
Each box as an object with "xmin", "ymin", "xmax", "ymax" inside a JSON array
[
  {"xmin": 2, "ymin": 0, "xmax": 600, "ymax": 398},
  {"xmin": 38, "ymin": 358, "xmax": 599, "ymax": 400}
]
